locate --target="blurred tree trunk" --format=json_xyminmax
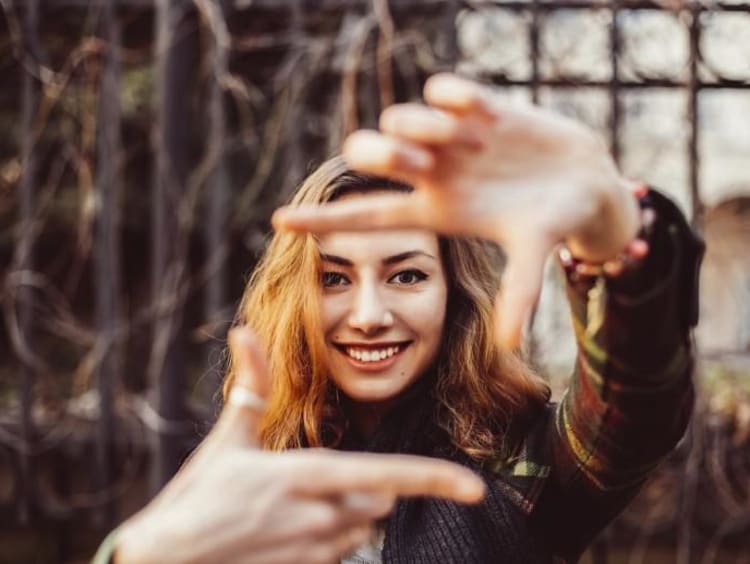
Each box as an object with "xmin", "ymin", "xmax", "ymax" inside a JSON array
[{"xmin": 150, "ymin": 0, "xmax": 198, "ymax": 493}]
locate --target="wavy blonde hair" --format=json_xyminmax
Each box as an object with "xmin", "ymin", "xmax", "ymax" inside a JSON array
[{"xmin": 224, "ymin": 156, "xmax": 550, "ymax": 461}]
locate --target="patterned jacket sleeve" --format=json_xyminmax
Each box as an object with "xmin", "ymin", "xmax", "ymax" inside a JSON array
[{"xmin": 528, "ymin": 189, "xmax": 705, "ymax": 562}]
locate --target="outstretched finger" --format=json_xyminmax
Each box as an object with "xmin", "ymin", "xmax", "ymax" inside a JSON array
[
  {"xmin": 272, "ymin": 193, "xmax": 428, "ymax": 235},
  {"xmin": 494, "ymin": 244, "xmax": 549, "ymax": 349},
  {"xmin": 293, "ymin": 451, "xmax": 486, "ymax": 504},
  {"xmin": 423, "ymin": 73, "xmax": 499, "ymax": 122},
  {"xmin": 379, "ymin": 104, "xmax": 482, "ymax": 150},
  {"xmin": 221, "ymin": 327, "xmax": 272, "ymax": 447}
]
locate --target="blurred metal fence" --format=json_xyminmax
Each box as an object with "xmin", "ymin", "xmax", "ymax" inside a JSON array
[{"xmin": 1, "ymin": 1, "xmax": 749, "ymax": 562}]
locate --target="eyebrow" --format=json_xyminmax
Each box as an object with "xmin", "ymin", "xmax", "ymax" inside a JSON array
[{"xmin": 320, "ymin": 250, "xmax": 436, "ymax": 267}]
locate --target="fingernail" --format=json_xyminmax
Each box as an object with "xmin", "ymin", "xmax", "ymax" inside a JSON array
[
  {"xmin": 628, "ymin": 238, "xmax": 649, "ymax": 259},
  {"xmin": 633, "ymin": 183, "xmax": 649, "ymax": 198}
]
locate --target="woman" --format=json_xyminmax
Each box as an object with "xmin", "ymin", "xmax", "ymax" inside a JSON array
[
  {"xmin": 244, "ymin": 73, "xmax": 703, "ymax": 562},
  {"xmin": 103, "ymin": 74, "xmax": 702, "ymax": 564}
]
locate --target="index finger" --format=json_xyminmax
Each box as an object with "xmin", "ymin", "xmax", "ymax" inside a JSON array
[
  {"xmin": 272, "ymin": 193, "xmax": 428, "ymax": 235},
  {"xmin": 291, "ymin": 451, "xmax": 486, "ymax": 504}
]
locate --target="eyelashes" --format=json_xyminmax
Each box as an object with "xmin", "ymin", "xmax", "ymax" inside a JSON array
[
  {"xmin": 388, "ymin": 269, "xmax": 428, "ymax": 285},
  {"xmin": 322, "ymin": 271, "xmax": 349, "ymax": 287},
  {"xmin": 321, "ymin": 269, "xmax": 429, "ymax": 288}
]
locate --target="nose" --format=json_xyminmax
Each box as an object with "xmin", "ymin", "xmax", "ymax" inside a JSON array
[{"xmin": 348, "ymin": 280, "xmax": 393, "ymax": 335}]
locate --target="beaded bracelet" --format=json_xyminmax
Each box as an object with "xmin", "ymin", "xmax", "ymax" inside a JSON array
[{"xmin": 558, "ymin": 183, "xmax": 656, "ymax": 280}]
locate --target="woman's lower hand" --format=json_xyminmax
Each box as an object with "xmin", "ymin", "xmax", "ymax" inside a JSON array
[
  {"xmin": 114, "ymin": 327, "xmax": 485, "ymax": 564},
  {"xmin": 273, "ymin": 73, "xmax": 640, "ymax": 348}
]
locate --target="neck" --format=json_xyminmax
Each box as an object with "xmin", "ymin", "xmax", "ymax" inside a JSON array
[
  {"xmin": 347, "ymin": 398, "xmax": 395, "ymax": 439},
  {"xmin": 339, "ymin": 370, "xmax": 436, "ymax": 441}
]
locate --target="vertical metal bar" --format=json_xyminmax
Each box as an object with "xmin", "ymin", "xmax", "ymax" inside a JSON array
[
  {"xmin": 677, "ymin": 6, "xmax": 704, "ymax": 564},
  {"xmin": 687, "ymin": 5, "xmax": 702, "ymax": 227},
  {"xmin": 94, "ymin": 0, "xmax": 122, "ymax": 526},
  {"xmin": 17, "ymin": 0, "xmax": 41, "ymax": 526},
  {"xmin": 151, "ymin": 0, "xmax": 195, "ymax": 492},
  {"xmin": 529, "ymin": 0, "xmax": 540, "ymax": 104},
  {"xmin": 441, "ymin": 0, "xmax": 459, "ymax": 64},
  {"xmin": 525, "ymin": 0, "xmax": 542, "ymax": 359},
  {"xmin": 609, "ymin": 1, "xmax": 621, "ymax": 165}
]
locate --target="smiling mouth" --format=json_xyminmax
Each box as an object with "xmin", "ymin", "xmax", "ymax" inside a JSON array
[{"xmin": 334, "ymin": 342, "xmax": 411, "ymax": 364}]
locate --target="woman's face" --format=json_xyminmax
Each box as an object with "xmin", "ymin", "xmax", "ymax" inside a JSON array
[{"xmin": 318, "ymin": 223, "xmax": 448, "ymax": 404}]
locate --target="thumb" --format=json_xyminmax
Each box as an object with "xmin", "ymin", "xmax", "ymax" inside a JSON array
[
  {"xmin": 220, "ymin": 326, "xmax": 271, "ymax": 447},
  {"xmin": 494, "ymin": 242, "xmax": 548, "ymax": 349}
]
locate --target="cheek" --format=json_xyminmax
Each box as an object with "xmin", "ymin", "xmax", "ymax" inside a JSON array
[
  {"xmin": 405, "ymin": 288, "xmax": 448, "ymax": 343},
  {"xmin": 321, "ymin": 294, "xmax": 347, "ymax": 335}
]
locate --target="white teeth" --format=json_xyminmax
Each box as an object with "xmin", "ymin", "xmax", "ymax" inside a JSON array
[{"xmin": 344, "ymin": 345, "xmax": 402, "ymax": 363}]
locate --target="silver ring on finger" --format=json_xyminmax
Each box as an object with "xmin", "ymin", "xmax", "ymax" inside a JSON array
[{"xmin": 227, "ymin": 386, "xmax": 267, "ymax": 413}]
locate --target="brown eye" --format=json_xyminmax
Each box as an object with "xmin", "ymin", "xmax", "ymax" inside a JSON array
[
  {"xmin": 389, "ymin": 269, "xmax": 428, "ymax": 285},
  {"xmin": 322, "ymin": 271, "xmax": 349, "ymax": 287}
]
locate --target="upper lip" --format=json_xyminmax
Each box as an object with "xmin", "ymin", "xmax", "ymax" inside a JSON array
[{"xmin": 334, "ymin": 341, "xmax": 411, "ymax": 349}]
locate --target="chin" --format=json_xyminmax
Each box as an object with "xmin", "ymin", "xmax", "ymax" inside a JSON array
[{"xmin": 339, "ymin": 381, "xmax": 406, "ymax": 404}]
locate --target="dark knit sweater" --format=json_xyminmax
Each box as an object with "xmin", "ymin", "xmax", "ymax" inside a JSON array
[{"xmin": 340, "ymin": 381, "xmax": 551, "ymax": 564}]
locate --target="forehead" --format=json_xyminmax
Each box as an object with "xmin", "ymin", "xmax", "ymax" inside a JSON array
[{"xmin": 317, "ymin": 229, "xmax": 440, "ymax": 260}]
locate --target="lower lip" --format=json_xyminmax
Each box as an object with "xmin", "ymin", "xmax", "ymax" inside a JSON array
[{"xmin": 337, "ymin": 345, "xmax": 409, "ymax": 372}]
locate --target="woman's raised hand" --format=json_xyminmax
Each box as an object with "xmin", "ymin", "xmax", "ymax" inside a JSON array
[
  {"xmin": 114, "ymin": 327, "xmax": 485, "ymax": 564},
  {"xmin": 273, "ymin": 73, "xmax": 641, "ymax": 348}
]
